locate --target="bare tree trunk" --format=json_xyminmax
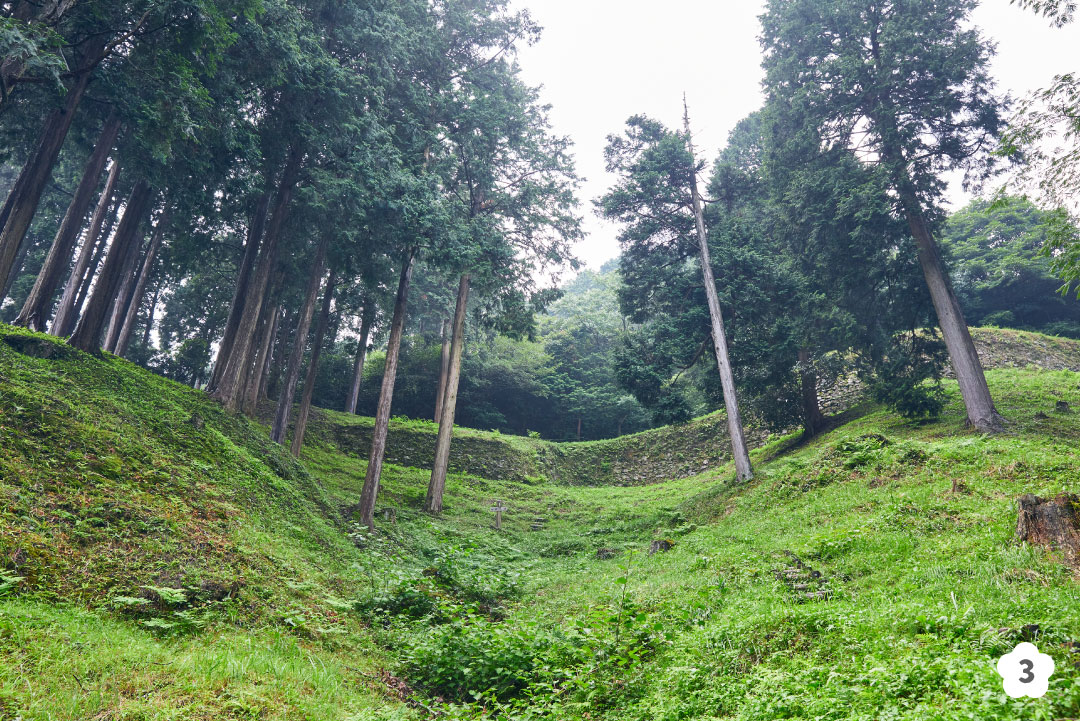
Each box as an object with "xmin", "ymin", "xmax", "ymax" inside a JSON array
[
  {"xmin": 798, "ymin": 348, "xmax": 826, "ymax": 436},
  {"xmin": 103, "ymin": 224, "xmax": 147, "ymax": 354},
  {"xmin": 115, "ymin": 207, "xmax": 169, "ymax": 357},
  {"xmin": 346, "ymin": 304, "xmax": 374, "ymax": 414},
  {"xmin": 291, "ymin": 270, "xmax": 336, "ymax": 457},
  {"xmin": 15, "ymin": 113, "xmax": 120, "ymax": 330},
  {"xmin": 68, "ymin": 179, "xmax": 153, "ymax": 353},
  {"xmin": 684, "ymin": 100, "xmax": 753, "ymax": 482},
  {"xmin": 358, "ymin": 251, "xmax": 415, "ymax": 528},
  {"xmin": 0, "ymin": 66, "xmax": 94, "ymax": 286},
  {"xmin": 241, "ymin": 279, "xmax": 280, "ymax": 416},
  {"xmin": 267, "ymin": 305, "xmax": 295, "ymax": 401},
  {"xmin": 434, "ymin": 316, "xmax": 451, "ymax": 421},
  {"xmin": 141, "ymin": 283, "xmax": 159, "ymax": 349},
  {"xmin": 0, "ymin": 231, "xmax": 29, "ymax": 301},
  {"xmin": 898, "ymin": 188, "xmax": 1004, "ymax": 432},
  {"xmin": 71, "ymin": 212, "xmax": 112, "ymax": 320},
  {"xmin": 210, "ymin": 192, "xmax": 269, "ymax": 390},
  {"xmin": 53, "ymin": 164, "xmax": 119, "ymax": 336},
  {"xmin": 270, "ymin": 240, "xmax": 327, "ymax": 444},
  {"xmin": 425, "ymin": 273, "xmax": 470, "ymax": 513},
  {"xmin": 254, "ymin": 304, "xmax": 281, "ymax": 405},
  {"xmin": 577, "ymin": 416, "xmax": 582, "ymax": 441},
  {"xmin": 213, "ymin": 147, "xmax": 303, "ymax": 411}
]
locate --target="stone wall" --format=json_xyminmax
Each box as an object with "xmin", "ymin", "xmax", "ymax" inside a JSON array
[{"xmin": 307, "ymin": 328, "xmax": 1080, "ymax": 487}]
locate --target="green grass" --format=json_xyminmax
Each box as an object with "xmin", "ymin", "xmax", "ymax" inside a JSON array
[{"xmin": 2, "ymin": 324, "xmax": 1080, "ymax": 719}]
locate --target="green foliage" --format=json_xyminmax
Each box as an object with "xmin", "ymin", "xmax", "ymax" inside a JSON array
[{"xmin": 943, "ymin": 197, "xmax": 1080, "ymax": 336}]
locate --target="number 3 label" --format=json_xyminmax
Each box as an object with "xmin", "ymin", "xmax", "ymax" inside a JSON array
[{"xmin": 997, "ymin": 643, "xmax": 1054, "ymax": 698}]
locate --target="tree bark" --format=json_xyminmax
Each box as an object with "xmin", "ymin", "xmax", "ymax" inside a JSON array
[
  {"xmin": 267, "ymin": 305, "xmax": 295, "ymax": 401},
  {"xmin": 434, "ymin": 317, "xmax": 451, "ymax": 421},
  {"xmin": 115, "ymin": 207, "xmax": 169, "ymax": 357},
  {"xmin": 141, "ymin": 282, "xmax": 159, "ymax": 349},
  {"xmin": 253, "ymin": 303, "xmax": 281, "ymax": 407},
  {"xmin": 270, "ymin": 239, "xmax": 327, "ymax": 444},
  {"xmin": 290, "ymin": 270, "xmax": 336, "ymax": 457},
  {"xmin": 15, "ymin": 113, "xmax": 120, "ymax": 330},
  {"xmin": 241, "ymin": 276, "xmax": 281, "ymax": 416},
  {"xmin": 0, "ymin": 65, "xmax": 94, "ymax": 287},
  {"xmin": 213, "ymin": 146, "xmax": 303, "ymax": 411},
  {"xmin": 53, "ymin": 163, "xmax": 119, "ymax": 336},
  {"xmin": 68, "ymin": 178, "xmax": 153, "ymax": 352},
  {"xmin": 425, "ymin": 273, "xmax": 470, "ymax": 513},
  {"xmin": 798, "ymin": 348, "xmax": 826, "ymax": 436},
  {"xmin": 210, "ymin": 191, "xmax": 269, "ymax": 390},
  {"xmin": 103, "ymin": 224, "xmax": 146, "ymax": 354},
  {"xmin": 577, "ymin": 416, "xmax": 582, "ymax": 441},
  {"xmin": 357, "ymin": 251, "xmax": 415, "ymax": 528},
  {"xmin": 0, "ymin": 230, "xmax": 29, "ymax": 301},
  {"xmin": 54, "ymin": 171, "xmax": 119, "ymax": 334},
  {"xmin": 346, "ymin": 304, "xmax": 374, "ymax": 414},
  {"xmin": 898, "ymin": 188, "xmax": 1004, "ymax": 432},
  {"xmin": 684, "ymin": 101, "xmax": 753, "ymax": 482}
]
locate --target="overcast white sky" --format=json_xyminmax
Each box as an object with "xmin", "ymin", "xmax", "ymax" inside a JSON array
[{"xmin": 514, "ymin": 1, "xmax": 1080, "ymax": 270}]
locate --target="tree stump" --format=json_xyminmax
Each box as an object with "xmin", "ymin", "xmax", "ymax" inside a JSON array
[
  {"xmin": 1017, "ymin": 494, "xmax": 1080, "ymax": 567},
  {"xmin": 648, "ymin": 539, "xmax": 674, "ymax": 555}
]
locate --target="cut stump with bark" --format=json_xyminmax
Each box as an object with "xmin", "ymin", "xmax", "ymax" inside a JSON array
[{"xmin": 1017, "ymin": 493, "xmax": 1080, "ymax": 568}]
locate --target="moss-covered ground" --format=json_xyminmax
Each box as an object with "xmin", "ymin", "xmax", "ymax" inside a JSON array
[{"xmin": 2, "ymin": 324, "xmax": 1080, "ymax": 719}]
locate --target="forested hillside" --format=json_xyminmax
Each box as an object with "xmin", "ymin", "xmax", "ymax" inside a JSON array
[{"xmin": 3, "ymin": 0, "xmax": 1080, "ymax": 718}]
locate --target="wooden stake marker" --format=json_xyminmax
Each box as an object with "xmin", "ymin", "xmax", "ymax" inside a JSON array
[{"xmin": 490, "ymin": 499, "xmax": 507, "ymax": 530}]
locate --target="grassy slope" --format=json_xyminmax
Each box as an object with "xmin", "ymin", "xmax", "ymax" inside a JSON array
[{"xmin": 2, "ymin": 325, "xmax": 1080, "ymax": 719}]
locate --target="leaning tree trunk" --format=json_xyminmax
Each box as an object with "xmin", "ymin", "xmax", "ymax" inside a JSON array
[
  {"xmin": 210, "ymin": 191, "xmax": 269, "ymax": 390},
  {"xmin": 346, "ymin": 304, "xmax": 374, "ymax": 414},
  {"xmin": 898, "ymin": 187, "xmax": 1004, "ymax": 433},
  {"xmin": 252, "ymin": 303, "xmax": 281, "ymax": 409},
  {"xmin": 799, "ymin": 348, "xmax": 827, "ymax": 436},
  {"xmin": 0, "ymin": 232, "xmax": 30, "ymax": 302},
  {"xmin": 270, "ymin": 240, "xmax": 327, "ymax": 444},
  {"xmin": 684, "ymin": 101, "xmax": 753, "ymax": 482},
  {"xmin": 425, "ymin": 273, "xmax": 470, "ymax": 513},
  {"xmin": 15, "ymin": 114, "xmax": 120, "ymax": 330},
  {"xmin": 291, "ymin": 270, "xmax": 337, "ymax": 457},
  {"xmin": 357, "ymin": 251, "xmax": 415, "ymax": 528},
  {"xmin": 141, "ymin": 283, "xmax": 159, "ymax": 348},
  {"xmin": 267, "ymin": 305, "xmax": 295, "ymax": 401},
  {"xmin": 213, "ymin": 147, "xmax": 303, "ymax": 412},
  {"xmin": 103, "ymin": 224, "xmax": 147, "ymax": 354},
  {"xmin": 115, "ymin": 207, "xmax": 169, "ymax": 357},
  {"xmin": 434, "ymin": 317, "xmax": 451, "ymax": 421},
  {"xmin": 0, "ymin": 65, "xmax": 95, "ymax": 287},
  {"xmin": 68, "ymin": 179, "xmax": 153, "ymax": 352},
  {"xmin": 52, "ymin": 162, "xmax": 119, "ymax": 336}
]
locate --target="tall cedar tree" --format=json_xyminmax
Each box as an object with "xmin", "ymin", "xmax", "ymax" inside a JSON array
[{"xmin": 759, "ymin": 0, "xmax": 1007, "ymax": 431}]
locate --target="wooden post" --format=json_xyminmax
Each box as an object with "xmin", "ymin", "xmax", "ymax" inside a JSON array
[{"xmin": 490, "ymin": 499, "xmax": 507, "ymax": 531}]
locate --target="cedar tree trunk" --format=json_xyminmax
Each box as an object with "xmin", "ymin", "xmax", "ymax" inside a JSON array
[
  {"xmin": 346, "ymin": 304, "xmax": 374, "ymax": 414},
  {"xmin": 270, "ymin": 240, "xmax": 327, "ymax": 444},
  {"xmin": 210, "ymin": 191, "xmax": 269, "ymax": 390},
  {"xmin": 115, "ymin": 207, "xmax": 169, "ymax": 357},
  {"xmin": 68, "ymin": 178, "xmax": 153, "ymax": 352},
  {"xmin": 16, "ymin": 113, "xmax": 120, "ymax": 330},
  {"xmin": 52, "ymin": 161, "xmax": 119, "ymax": 336},
  {"xmin": 357, "ymin": 251, "xmax": 414, "ymax": 528},
  {"xmin": 425, "ymin": 273, "xmax": 469, "ymax": 513},
  {"xmin": 290, "ymin": 270, "xmax": 336, "ymax": 457}
]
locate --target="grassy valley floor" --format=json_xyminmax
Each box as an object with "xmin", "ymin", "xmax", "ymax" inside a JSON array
[{"xmin": 1, "ymin": 326, "xmax": 1080, "ymax": 719}]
